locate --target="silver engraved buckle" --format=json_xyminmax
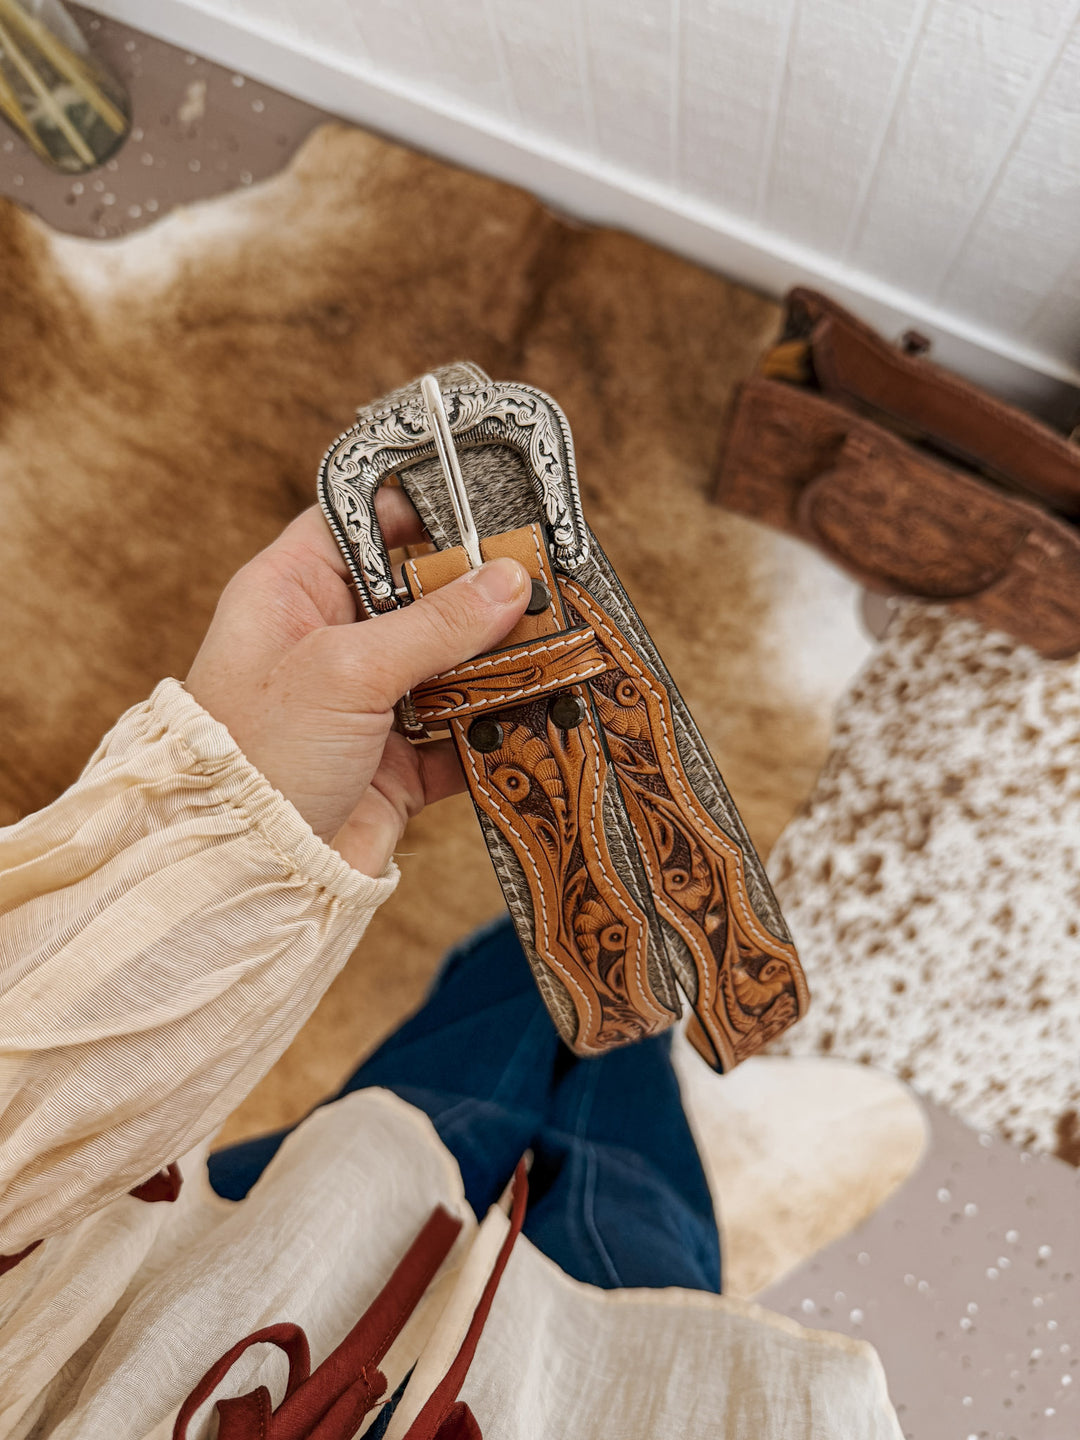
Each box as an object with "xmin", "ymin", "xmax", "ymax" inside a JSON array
[{"xmin": 316, "ymin": 375, "xmax": 590, "ymax": 621}]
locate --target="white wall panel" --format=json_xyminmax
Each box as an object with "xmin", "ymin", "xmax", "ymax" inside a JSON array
[
  {"xmin": 763, "ymin": 0, "xmax": 923, "ymax": 255},
  {"xmin": 678, "ymin": 0, "xmax": 798, "ymax": 213},
  {"xmin": 584, "ymin": 0, "xmax": 674, "ymax": 183},
  {"xmin": 205, "ymin": 0, "xmax": 303, "ymax": 43},
  {"xmin": 357, "ymin": 0, "xmax": 509, "ymax": 114},
  {"xmin": 91, "ymin": 0, "xmax": 1080, "ymax": 407},
  {"xmin": 847, "ymin": 0, "xmax": 1076, "ymax": 290},
  {"xmin": 1026, "ymin": 242, "xmax": 1080, "ymax": 363},
  {"xmin": 266, "ymin": 0, "xmax": 369, "ymax": 58},
  {"xmin": 939, "ymin": 17, "xmax": 1080, "ymax": 340},
  {"xmin": 489, "ymin": 0, "xmax": 592, "ymax": 150}
]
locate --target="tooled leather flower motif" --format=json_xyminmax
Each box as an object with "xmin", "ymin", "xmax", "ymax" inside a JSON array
[
  {"xmin": 482, "ymin": 724, "xmax": 566, "ymax": 811},
  {"xmin": 730, "ymin": 955, "xmax": 795, "ymax": 1013},
  {"xmin": 651, "ymin": 805, "xmax": 717, "ymax": 914},
  {"xmin": 572, "ymin": 896, "xmax": 629, "ymax": 968},
  {"xmin": 592, "ymin": 677, "xmax": 649, "ymax": 740}
]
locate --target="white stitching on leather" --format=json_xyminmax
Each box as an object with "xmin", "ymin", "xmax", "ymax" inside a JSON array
[
  {"xmin": 562, "ymin": 580, "xmax": 782, "ymax": 958},
  {"xmin": 417, "ymin": 667, "xmax": 604, "ymax": 719},
  {"xmin": 530, "ymin": 524, "xmax": 559, "ymax": 625},
  {"xmin": 568, "ymin": 578, "xmax": 775, "ymax": 954},
  {"xmin": 600, "ymin": 715, "xmax": 713, "ymax": 999},
  {"xmin": 404, "ymin": 549, "xmax": 604, "ymax": 717},
  {"xmin": 405, "ymin": 558, "xmax": 425, "ymax": 598},
  {"xmin": 461, "ymin": 730, "xmax": 597, "ymax": 1032},
  {"xmin": 414, "ymin": 541, "xmax": 671, "ymax": 1032},
  {"xmin": 621, "ymin": 790, "xmax": 712, "ymax": 990},
  {"xmin": 578, "ymin": 699, "xmax": 667, "ymax": 1027},
  {"xmin": 421, "ymin": 630, "xmax": 595, "ymax": 679}
]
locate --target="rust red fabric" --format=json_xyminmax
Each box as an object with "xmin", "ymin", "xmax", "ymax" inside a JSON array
[
  {"xmin": 403, "ymin": 1160, "xmax": 528, "ymax": 1440},
  {"xmin": 130, "ymin": 1162, "xmax": 183, "ymax": 1204},
  {"xmin": 1, "ymin": 1164, "xmax": 184, "ymax": 1280},
  {"xmin": 172, "ymin": 1161, "xmax": 529, "ymax": 1440},
  {"xmin": 0, "ymin": 1240, "xmax": 42, "ymax": 1277},
  {"xmin": 172, "ymin": 1204, "xmax": 462, "ymax": 1440}
]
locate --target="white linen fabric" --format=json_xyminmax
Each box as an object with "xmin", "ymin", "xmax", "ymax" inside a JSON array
[{"xmin": 0, "ymin": 681, "xmax": 902, "ymax": 1438}]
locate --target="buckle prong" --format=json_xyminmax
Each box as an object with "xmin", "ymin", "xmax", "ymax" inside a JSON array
[{"xmin": 420, "ymin": 374, "xmax": 483, "ymax": 571}]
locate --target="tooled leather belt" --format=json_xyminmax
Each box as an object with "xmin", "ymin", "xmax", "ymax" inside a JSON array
[{"xmin": 319, "ymin": 364, "xmax": 808, "ymax": 1070}]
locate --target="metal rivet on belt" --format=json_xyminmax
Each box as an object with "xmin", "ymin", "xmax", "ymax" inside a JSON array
[
  {"xmin": 549, "ymin": 693, "xmax": 586, "ymax": 730},
  {"xmin": 525, "ymin": 579, "xmax": 551, "ymax": 615},
  {"xmin": 468, "ymin": 718, "xmax": 505, "ymax": 753}
]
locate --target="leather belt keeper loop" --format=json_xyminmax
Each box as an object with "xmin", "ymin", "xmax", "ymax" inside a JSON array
[
  {"xmin": 409, "ymin": 626, "xmax": 609, "ymax": 723},
  {"xmin": 403, "ymin": 528, "xmax": 612, "ymax": 721}
]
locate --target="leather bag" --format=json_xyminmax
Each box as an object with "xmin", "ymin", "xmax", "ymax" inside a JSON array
[
  {"xmin": 715, "ymin": 288, "xmax": 1080, "ymax": 659},
  {"xmin": 318, "ymin": 365, "xmax": 808, "ymax": 1071}
]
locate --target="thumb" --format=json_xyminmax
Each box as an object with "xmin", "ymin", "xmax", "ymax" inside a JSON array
[{"xmin": 350, "ymin": 556, "xmax": 531, "ymax": 710}]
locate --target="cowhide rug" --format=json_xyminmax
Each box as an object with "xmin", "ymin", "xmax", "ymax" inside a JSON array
[
  {"xmin": 1, "ymin": 122, "xmax": 926, "ymax": 1295},
  {"xmin": 771, "ymin": 602, "xmax": 1080, "ymax": 1169}
]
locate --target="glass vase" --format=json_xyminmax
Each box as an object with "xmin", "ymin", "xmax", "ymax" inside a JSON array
[{"xmin": 0, "ymin": 0, "xmax": 130, "ymax": 173}]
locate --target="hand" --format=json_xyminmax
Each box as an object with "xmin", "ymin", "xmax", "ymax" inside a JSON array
[{"xmin": 185, "ymin": 493, "xmax": 530, "ymax": 875}]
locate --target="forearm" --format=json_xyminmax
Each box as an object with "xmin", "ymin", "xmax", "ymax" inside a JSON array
[{"xmin": 0, "ymin": 680, "xmax": 397, "ymax": 1255}]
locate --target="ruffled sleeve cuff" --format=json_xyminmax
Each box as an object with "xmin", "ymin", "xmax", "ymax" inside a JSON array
[
  {"xmin": 0, "ymin": 680, "xmax": 400, "ymax": 1253},
  {"xmin": 115, "ymin": 678, "xmax": 400, "ymax": 903}
]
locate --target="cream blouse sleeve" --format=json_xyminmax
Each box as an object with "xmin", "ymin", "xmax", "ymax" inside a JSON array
[{"xmin": 0, "ymin": 679, "xmax": 399, "ymax": 1257}]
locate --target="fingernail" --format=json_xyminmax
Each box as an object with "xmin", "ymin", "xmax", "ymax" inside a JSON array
[{"xmin": 470, "ymin": 557, "xmax": 529, "ymax": 605}]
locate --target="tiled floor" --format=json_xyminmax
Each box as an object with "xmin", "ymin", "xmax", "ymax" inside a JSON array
[{"xmin": 1, "ymin": 8, "xmax": 1078, "ymax": 1436}]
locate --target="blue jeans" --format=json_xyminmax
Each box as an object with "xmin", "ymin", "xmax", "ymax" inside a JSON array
[{"xmin": 208, "ymin": 915, "xmax": 721, "ymax": 1293}]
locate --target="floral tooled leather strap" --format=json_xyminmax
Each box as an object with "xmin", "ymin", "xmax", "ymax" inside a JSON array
[
  {"xmin": 404, "ymin": 526, "xmax": 679, "ymax": 1054},
  {"xmin": 560, "ymin": 580, "xmax": 809, "ymax": 1069},
  {"xmin": 410, "ymin": 626, "xmax": 608, "ymax": 723}
]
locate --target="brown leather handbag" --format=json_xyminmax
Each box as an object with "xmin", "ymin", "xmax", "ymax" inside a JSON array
[
  {"xmin": 318, "ymin": 366, "xmax": 808, "ymax": 1071},
  {"xmin": 715, "ymin": 288, "xmax": 1080, "ymax": 658}
]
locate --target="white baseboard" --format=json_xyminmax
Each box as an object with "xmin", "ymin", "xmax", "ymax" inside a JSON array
[{"xmin": 93, "ymin": 0, "xmax": 1080, "ymax": 420}]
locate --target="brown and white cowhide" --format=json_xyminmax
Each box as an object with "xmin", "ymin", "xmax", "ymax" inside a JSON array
[
  {"xmin": 771, "ymin": 602, "xmax": 1080, "ymax": 1168},
  {"xmin": 1, "ymin": 121, "xmax": 929, "ymax": 1294}
]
